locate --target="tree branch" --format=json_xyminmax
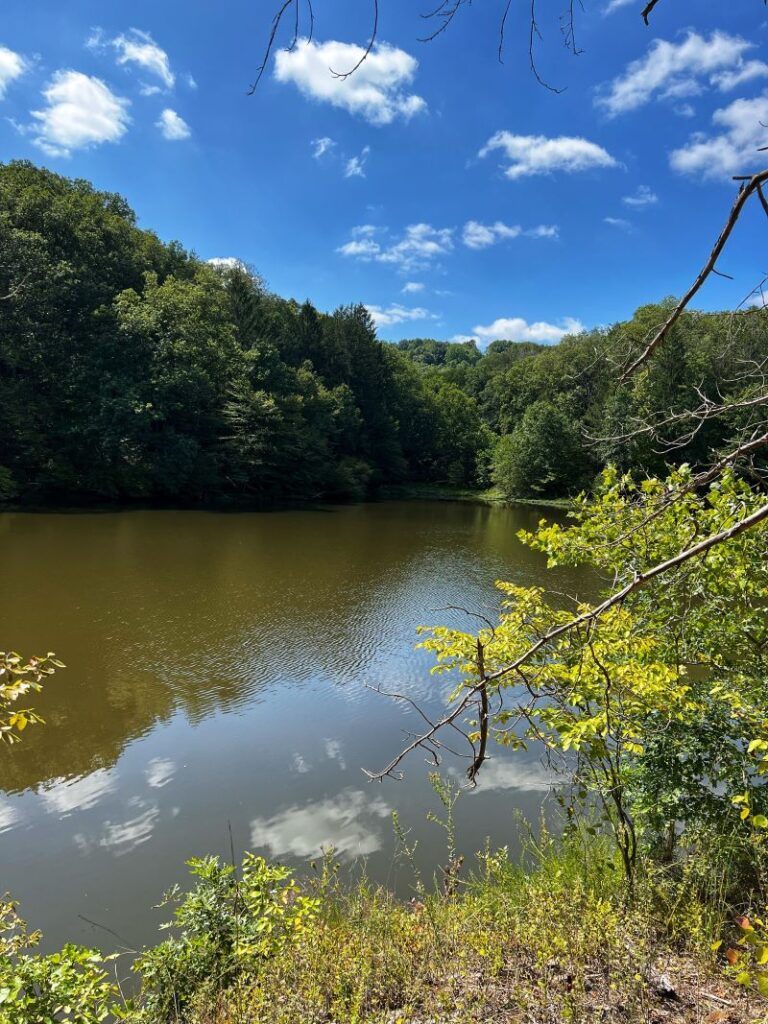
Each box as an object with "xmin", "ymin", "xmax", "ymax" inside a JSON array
[
  {"xmin": 364, "ymin": 499, "xmax": 768, "ymax": 782},
  {"xmin": 621, "ymin": 170, "xmax": 768, "ymax": 381}
]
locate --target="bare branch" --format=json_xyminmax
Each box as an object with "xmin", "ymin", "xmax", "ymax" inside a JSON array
[
  {"xmin": 529, "ymin": 0, "xmax": 565, "ymax": 94},
  {"xmin": 622, "ymin": 170, "xmax": 768, "ymax": 380},
  {"xmin": 248, "ymin": 0, "xmax": 298, "ymax": 95},
  {"xmin": 641, "ymin": 0, "xmax": 664, "ymax": 25},
  {"xmin": 330, "ymin": 0, "xmax": 379, "ymax": 79}
]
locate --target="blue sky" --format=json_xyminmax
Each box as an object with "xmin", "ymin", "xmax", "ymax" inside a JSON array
[{"xmin": 1, "ymin": 0, "xmax": 767, "ymax": 343}]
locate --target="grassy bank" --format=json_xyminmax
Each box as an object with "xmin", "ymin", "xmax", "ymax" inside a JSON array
[
  {"xmin": 134, "ymin": 840, "xmax": 756, "ymax": 1023},
  {"xmin": 4, "ymin": 825, "xmax": 764, "ymax": 1022},
  {"xmin": 89, "ymin": 831, "xmax": 761, "ymax": 1023}
]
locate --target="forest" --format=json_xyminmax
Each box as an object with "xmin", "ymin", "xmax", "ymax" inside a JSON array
[{"xmin": 3, "ymin": 160, "xmax": 765, "ymax": 509}]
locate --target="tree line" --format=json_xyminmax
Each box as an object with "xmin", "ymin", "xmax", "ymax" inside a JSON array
[{"xmin": 1, "ymin": 160, "xmax": 765, "ymax": 507}]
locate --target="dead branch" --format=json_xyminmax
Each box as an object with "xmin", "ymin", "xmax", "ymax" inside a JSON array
[
  {"xmin": 622, "ymin": 171, "xmax": 768, "ymax": 380},
  {"xmin": 330, "ymin": 0, "xmax": 378, "ymax": 79},
  {"xmin": 641, "ymin": 0, "xmax": 664, "ymax": 24}
]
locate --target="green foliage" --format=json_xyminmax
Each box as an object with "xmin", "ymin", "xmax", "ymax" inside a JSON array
[
  {"xmin": 0, "ymin": 161, "xmax": 489, "ymax": 506},
  {"xmin": 0, "ymin": 899, "xmax": 117, "ymax": 1023},
  {"xmin": 4, "ymin": 161, "xmax": 766, "ymax": 506},
  {"xmin": 420, "ymin": 466, "xmax": 768, "ymax": 888},
  {"xmin": 133, "ymin": 854, "xmax": 319, "ymax": 1021},
  {"xmin": 491, "ymin": 400, "xmax": 589, "ymax": 498},
  {"xmin": 0, "ymin": 651, "xmax": 62, "ymax": 744}
]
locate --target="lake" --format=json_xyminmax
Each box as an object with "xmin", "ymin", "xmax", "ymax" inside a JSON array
[{"xmin": 0, "ymin": 500, "xmax": 591, "ymax": 955}]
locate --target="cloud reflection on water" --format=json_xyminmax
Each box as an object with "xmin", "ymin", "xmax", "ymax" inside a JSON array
[
  {"xmin": 145, "ymin": 758, "xmax": 176, "ymax": 789},
  {"xmin": 250, "ymin": 788, "xmax": 391, "ymax": 860},
  {"xmin": 40, "ymin": 769, "xmax": 117, "ymax": 815}
]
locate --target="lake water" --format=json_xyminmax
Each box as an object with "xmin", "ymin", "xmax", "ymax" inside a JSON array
[{"xmin": 0, "ymin": 500, "xmax": 590, "ymax": 955}]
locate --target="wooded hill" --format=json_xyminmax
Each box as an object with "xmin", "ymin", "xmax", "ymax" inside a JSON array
[{"xmin": 1, "ymin": 161, "xmax": 764, "ymax": 505}]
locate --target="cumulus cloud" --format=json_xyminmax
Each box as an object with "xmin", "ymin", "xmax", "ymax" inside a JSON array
[
  {"xmin": 30, "ymin": 71, "xmax": 130, "ymax": 157},
  {"xmin": 156, "ymin": 107, "xmax": 191, "ymax": 140},
  {"xmin": 604, "ymin": 0, "xmax": 635, "ymax": 12},
  {"xmin": 479, "ymin": 131, "xmax": 618, "ymax": 179},
  {"xmin": 312, "ymin": 135, "xmax": 335, "ymax": 158},
  {"xmin": 344, "ymin": 145, "xmax": 370, "ymax": 178},
  {"xmin": 337, "ymin": 223, "xmax": 453, "ymax": 273},
  {"xmin": 0, "ymin": 45, "xmax": 27, "ymax": 99},
  {"xmin": 596, "ymin": 32, "xmax": 765, "ymax": 117},
  {"xmin": 622, "ymin": 184, "xmax": 658, "ymax": 207},
  {"xmin": 604, "ymin": 216, "xmax": 633, "ymax": 231},
  {"xmin": 274, "ymin": 38, "xmax": 426, "ymax": 125},
  {"xmin": 462, "ymin": 220, "xmax": 558, "ymax": 249},
  {"xmin": 670, "ymin": 93, "xmax": 768, "ymax": 179},
  {"xmin": 712, "ymin": 61, "xmax": 768, "ymax": 92},
  {"xmin": 90, "ymin": 27, "xmax": 175, "ymax": 89},
  {"xmin": 464, "ymin": 315, "xmax": 584, "ymax": 345},
  {"xmin": 402, "ymin": 281, "xmax": 425, "ymax": 294},
  {"xmin": 364, "ymin": 303, "xmax": 437, "ymax": 329}
]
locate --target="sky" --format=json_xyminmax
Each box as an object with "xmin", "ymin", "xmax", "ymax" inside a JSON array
[{"xmin": 1, "ymin": 0, "xmax": 767, "ymax": 344}]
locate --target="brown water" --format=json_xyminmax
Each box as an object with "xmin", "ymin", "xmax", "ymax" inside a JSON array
[{"xmin": 0, "ymin": 500, "xmax": 590, "ymax": 955}]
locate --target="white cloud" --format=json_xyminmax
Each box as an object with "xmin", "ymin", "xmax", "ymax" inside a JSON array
[
  {"xmin": 250, "ymin": 789, "xmax": 391, "ymax": 861},
  {"xmin": 365, "ymin": 303, "xmax": 437, "ymax": 329},
  {"xmin": 337, "ymin": 223, "xmax": 453, "ymax": 273},
  {"xmin": 156, "ymin": 107, "xmax": 191, "ymax": 140},
  {"xmin": 670, "ymin": 93, "xmax": 768, "ymax": 179},
  {"xmin": 402, "ymin": 281, "xmax": 425, "ymax": 294},
  {"xmin": 274, "ymin": 38, "xmax": 426, "ymax": 125},
  {"xmin": 312, "ymin": 135, "xmax": 335, "ymax": 159},
  {"xmin": 344, "ymin": 145, "xmax": 370, "ymax": 178},
  {"xmin": 30, "ymin": 71, "xmax": 130, "ymax": 157},
  {"xmin": 40, "ymin": 769, "xmax": 117, "ymax": 814},
  {"xmin": 0, "ymin": 45, "xmax": 27, "ymax": 99},
  {"xmin": 712, "ymin": 60, "xmax": 768, "ymax": 92},
  {"xmin": 92, "ymin": 28, "xmax": 175, "ymax": 89},
  {"xmin": 145, "ymin": 758, "xmax": 175, "ymax": 789},
  {"xmin": 623, "ymin": 184, "xmax": 658, "ymax": 207},
  {"xmin": 465, "ymin": 315, "xmax": 584, "ymax": 345},
  {"xmin": 604, "ymin": 216, "xmax": 633, "ymax": 231},
  {"xmin": 462, "ymin": 220, "xmax": 558, "ymax": 249},
  {"xmin": 479, "ymin": 131, "xmax": 618, "ymax": 179},
  {"xmin": 597, "ymin": 32, "xmax": 763, "ymax": 118},
  {"xmin": 604, "ymin": 0, "xmax": 635, "ymax": 12}
]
